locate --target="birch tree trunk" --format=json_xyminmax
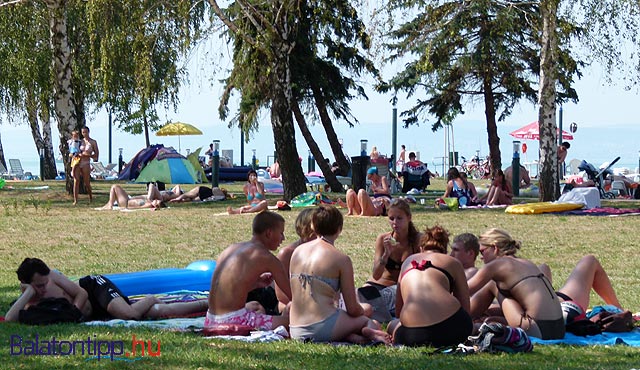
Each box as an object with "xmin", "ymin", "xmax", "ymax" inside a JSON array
[
  {"xmin": 45, "ymin": 0, "xmax": 78, "ymax": 192},
  {"xmin": 538, "ymin": 0, "xmax": 560, "ymax": 201}
]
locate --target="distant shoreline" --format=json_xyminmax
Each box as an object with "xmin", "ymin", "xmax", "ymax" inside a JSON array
[{"xmin": 10, "ymin": 158, "xmax": 639, "ymax": 178}]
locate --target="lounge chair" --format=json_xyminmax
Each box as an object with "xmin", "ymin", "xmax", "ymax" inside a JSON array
[
  {"xmin": 366, "ymin": 158, "xmax": 401, "ymax": 194},
  {"xmin": 8, "ymin": 159, "xmax": 24, "ymax": 179},
  {"xmin": 0, "ymin": 161, "xmax": 9, "ymax": 179},
  {"xmin": 91, "ymin": 162, "xmax": 117, "ymax": 180}
]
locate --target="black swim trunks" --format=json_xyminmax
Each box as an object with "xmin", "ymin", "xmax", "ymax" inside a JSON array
[
  {"xmin": 198, "ymin": 186, "xmax": 213, "ymax": 200},
  {"xmin": 79, "ymin": 275, "xmax": 130, "ymax": 320},
  {"xmin": 393, "ymin": 307, "xmax": 473, "ymax": 347}
]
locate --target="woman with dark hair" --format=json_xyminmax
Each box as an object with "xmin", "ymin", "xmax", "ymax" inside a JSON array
[
  {"xmin": 479, "ymin": 169, "xmax": 513, "ymax": 206},
  {"xmin": 388, "ymin": 225, "xmax": 471, "ymax": 347},
  {"xmin": 443, "ymin": 167, "xmax": 473, "ymax": 206},
  {"xmin": 227, "ymin": 169, "xmax": 268, "ymax": 214},
  {"xmin": 468, "ymin": 228, "xmax": 565, "ymax": 339},
  {"xmin": 73, "ymin": 126, "xmax": 99, "ymax": 205},
  {"xmin": 289, "ymin": 205, "xmax": 390, "ymax": 344},
  {"xmin": 361, "ymin": 199, "xmax": 422, "ymax": 319}
]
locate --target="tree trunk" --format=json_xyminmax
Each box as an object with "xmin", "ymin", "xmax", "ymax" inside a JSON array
[
  {"xmin": 26, "ymin": 90, "xmax": 57, "ymax": 180},
  {"xmin": 144, "ymin": 111, "xmax": 150, "ymax": 148},
  {"xmin": 538, "ymin": 0, "xmax": 560, "ymax": 201},
  {"xmin": 482, "ymin": 74, "xmax": 501, "ymax": 174},
  {"xmin": 38, "ymin": 96, "xmax": 58, "ymax": 180},
  {"xmin": 311, "ymin": 85, "xmax": 351, "ymax": 176},
  {"xmin": 45, "ymin": 0, "xmax": 78, "ymax": 193},
  {"xmin": 272, "ymin": 50, "xmax": 307, "ymax": 201},
  {"xmin": 292, "ymin": 101, "xmax": 344, "ymax": 192},
  {"xmin": 0, "ymin": 134, "xmax": 6, "ymax": 170}
]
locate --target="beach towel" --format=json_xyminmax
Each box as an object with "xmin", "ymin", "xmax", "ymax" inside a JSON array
[
  {"xmin": 554, "ymin": 207, "xmax": 640, "ymax": 217},
  {"xmin": 203, "ymin": 326, "xmax": 289, "ymax": 343},
  {"xmin": 290, "ymin": 191, "xmax": 334, "ymax": 207},
  {"xmin": 531, "ymin": 328, "xmax": 640, "ymax": 346}
]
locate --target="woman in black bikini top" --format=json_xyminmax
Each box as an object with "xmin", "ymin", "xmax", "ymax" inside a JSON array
[
  {"xmin": 468, "ymin": 228, "xmax": 565, "ymax": 340},
  {"xmin": 368, "ymin": 199, "xmax": 422, "ymax": 288}
]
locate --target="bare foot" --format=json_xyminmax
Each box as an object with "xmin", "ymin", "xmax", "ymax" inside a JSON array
[
  {"xmin": 362, "ymin": 327, "xmax": 392, "ymax": 345},
  {"xmin": 99, "ymin": 204, "xmax": 113, "ymax": 210},
  {"xmin": 227, "ymin": 206, "xmax": 239, "ymax": 215},
  {"xmin": 337, "ymin": 198, "xmax": 347, "ymax": 208}
]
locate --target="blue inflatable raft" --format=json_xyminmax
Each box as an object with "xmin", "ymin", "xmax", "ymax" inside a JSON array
[{"xmin": 105, "ymin": 260, "xmax": 216, "ymax": 296}]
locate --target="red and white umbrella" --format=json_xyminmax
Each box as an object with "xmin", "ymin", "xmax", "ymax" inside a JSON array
[{"xmin": 509, "ymin": 121, "xmax": 574, "ymax": 140}]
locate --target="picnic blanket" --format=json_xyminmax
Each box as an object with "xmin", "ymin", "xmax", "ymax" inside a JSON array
[
  {"xmin": 83, "ymin": 291, "xmax": 207, "ymax": 330},
  {"xmin": 84, "ymin": 317, "xmax": 205, "ymax": 331},
  {"xmin": 531, "ymin": 328, "xmax": 640, "ymax": 346},
  {"xmin": 554, "ymin": 207, "xmax": 640, "ymax": 217}
]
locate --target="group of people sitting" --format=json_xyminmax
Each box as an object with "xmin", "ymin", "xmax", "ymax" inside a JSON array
[
  {"xmin": 204, "ymin": 201, "xmax": 623, "ymax": 346},
  {"xmin": 444, "ymin": 166, "xmax": 519, "ymax": 207},
  {"xmin": 8, "ymin": 201, "xmax": 624, "ymax": 347},
  {"xmin": 344, "ymin": 163, "xmax": 517, "ymax": 215}
]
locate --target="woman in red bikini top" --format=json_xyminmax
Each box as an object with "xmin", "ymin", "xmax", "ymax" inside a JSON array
[{"xmin": 388, "ymin": 225, "xmax": 472, "ymax": 347}]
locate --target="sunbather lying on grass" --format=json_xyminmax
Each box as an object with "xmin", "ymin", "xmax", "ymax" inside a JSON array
[
  {"xmin": 5, "ymin": 258, "xmax": 207, "ymax": 323},
  {"xmin": 99, "ymin": 183, "xmax": 170, "ymax": 210}
]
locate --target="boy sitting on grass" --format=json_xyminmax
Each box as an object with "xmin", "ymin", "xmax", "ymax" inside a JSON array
[{"xmin": 206, "ymin": 211, "xmax": 292, "ymax": 331}]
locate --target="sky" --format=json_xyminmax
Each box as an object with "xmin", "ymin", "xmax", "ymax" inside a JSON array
[{"xmin": 2, "ymin": 30, "xmax": 640, "ymax": 176}]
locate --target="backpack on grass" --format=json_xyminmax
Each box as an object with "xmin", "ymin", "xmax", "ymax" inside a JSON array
[{"xmin": 19, "ymin": 297, "xmax": 83, "ymax": 325}]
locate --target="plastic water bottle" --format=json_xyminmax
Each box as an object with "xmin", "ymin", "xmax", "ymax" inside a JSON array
[{"xmin": 459, "ymin": 196, "xmax": 467, "ymax": 207}]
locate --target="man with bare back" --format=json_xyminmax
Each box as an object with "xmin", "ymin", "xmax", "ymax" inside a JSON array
[{"xmin": 206, "ymin": 211, "xmax": 292, "ymax": 330}]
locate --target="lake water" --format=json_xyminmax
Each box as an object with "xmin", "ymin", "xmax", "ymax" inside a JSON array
[{"xmin": 9, "ymin": 122, "xmax": 640, "ymax": 178}]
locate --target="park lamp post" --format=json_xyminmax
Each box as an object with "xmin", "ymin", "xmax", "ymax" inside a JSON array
[
  {"xmin": 360, "ymin": 139, "xmax": 368, "ymax": 156},
  {"xmin": 39, "ymin": 148, "xmax": 45, "ymax": 181},
  {"xmin": 118, "ymin": 148, "xmax": 124, "ymax": 174},
  {"xmin": 512, "ymin": 141, "xmax": 521, "ymax": 197},
  {"xmin": 308, "ymin": 150, "xmax": 315, "ymax": 173},
  {"xmin": 212, "ymin": 140, "xmax": 220, "ymax": 187},
  {"xmin": 252, "ymin": 149, "xmax": 257, "ymax": 170}
]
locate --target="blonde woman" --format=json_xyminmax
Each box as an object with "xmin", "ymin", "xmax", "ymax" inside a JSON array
[{"xmin": 468, "ymin": 228, "xmax": 565, "ymax": 339}]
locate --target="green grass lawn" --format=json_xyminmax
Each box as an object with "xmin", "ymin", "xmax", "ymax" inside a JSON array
[{"xmin": 1, "ymin": 179, "xmax": 639, "ymax": 369}]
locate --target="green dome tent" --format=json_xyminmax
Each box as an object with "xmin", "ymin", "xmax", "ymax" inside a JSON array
[{"xmin": 135, "ymin": 151, "xmax": 198, "ymax": 184}]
